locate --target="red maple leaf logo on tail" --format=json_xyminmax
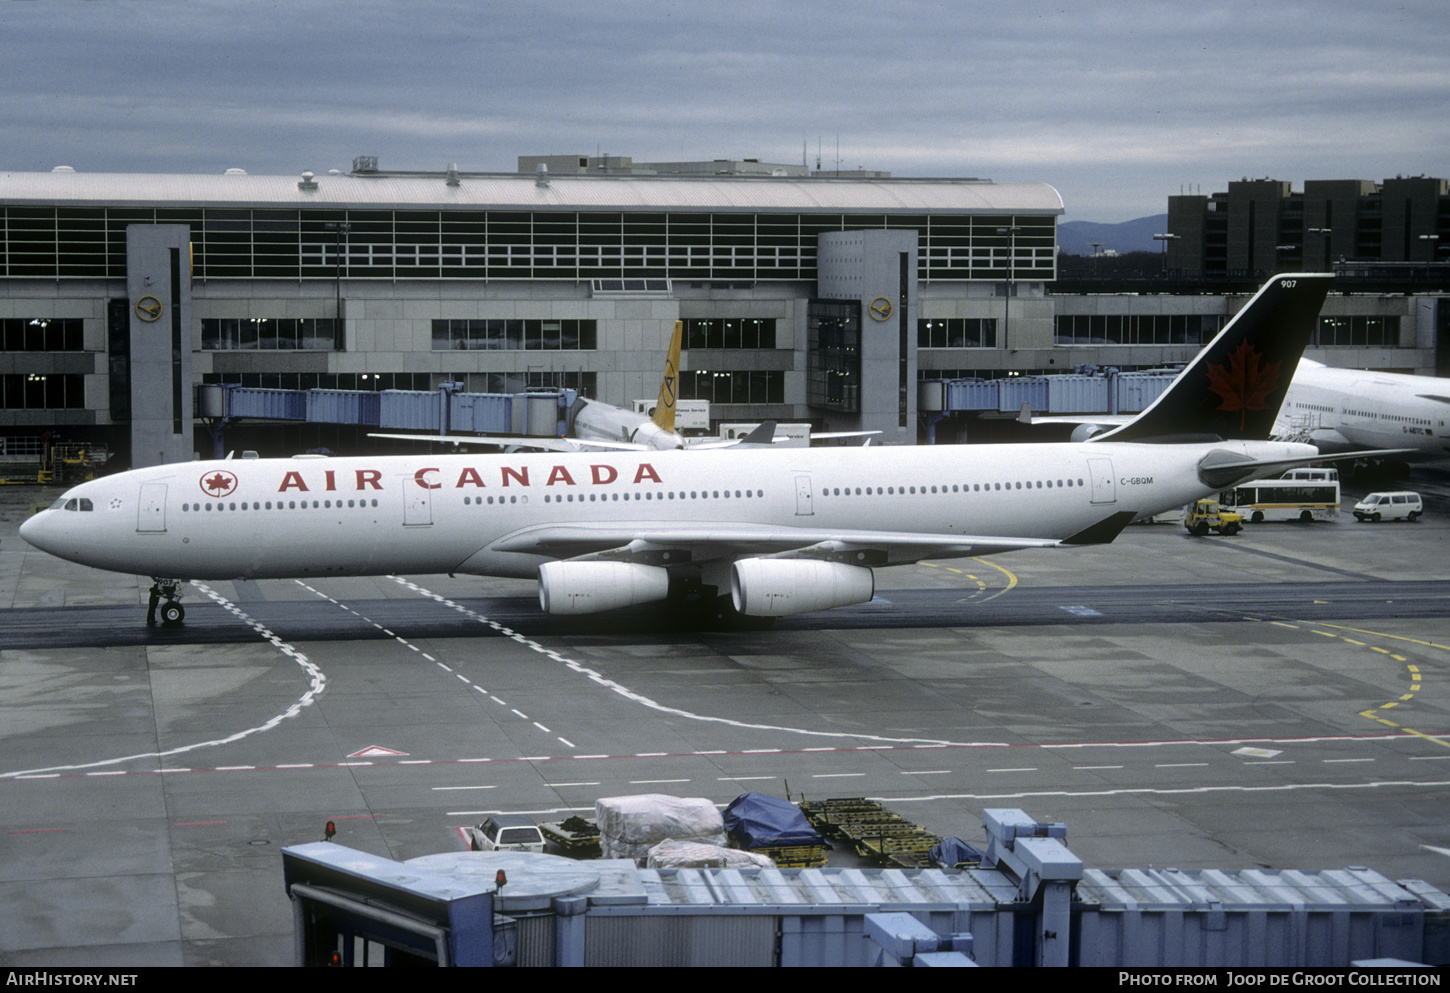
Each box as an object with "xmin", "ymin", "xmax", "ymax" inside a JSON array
[{"xmin": 1205, "ymin": 341, "xmax": 1282, "ymax": 431}]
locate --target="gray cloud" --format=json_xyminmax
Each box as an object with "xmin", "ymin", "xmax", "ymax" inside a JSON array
[{"xmin": 2, "ymin": 0, "xmax": 1445, "ymax": 221}]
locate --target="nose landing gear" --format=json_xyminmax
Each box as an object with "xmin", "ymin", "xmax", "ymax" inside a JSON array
[{"xmin": 146, "ymin": 579, "xmax": 185, "ymax": 627}]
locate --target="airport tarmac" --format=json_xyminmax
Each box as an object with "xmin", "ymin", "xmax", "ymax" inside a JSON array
[{"xmin": 2, "ymin": 469, "xmax": 1450, "ymax": 966}]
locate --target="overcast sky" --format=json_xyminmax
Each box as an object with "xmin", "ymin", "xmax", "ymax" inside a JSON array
[{"xmin": 2, "ymin": 1, "xmax": 1445, "ymax": 222}]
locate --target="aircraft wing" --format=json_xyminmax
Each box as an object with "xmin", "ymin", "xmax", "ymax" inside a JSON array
[
  {"xmin": 481, "ymin": 512, "xmax": 1137, "ymax": 566},
  {"xmin": 807, "ymin": 430, "xmax": 882, "ymax": 442}
]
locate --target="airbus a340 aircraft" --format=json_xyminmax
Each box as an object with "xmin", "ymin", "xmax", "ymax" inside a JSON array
[{"xmin": 22, "ymin": 274, "xmax": 1341, "ymax": 627}]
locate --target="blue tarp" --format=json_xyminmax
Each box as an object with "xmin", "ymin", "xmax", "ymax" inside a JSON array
[
  {"xmin": 723, "ymin": 793, "xmax": 825, "ymax": 849},
  {"xmin": 929, "ymin": 837, "xmax": 985, "ymax": 868}
]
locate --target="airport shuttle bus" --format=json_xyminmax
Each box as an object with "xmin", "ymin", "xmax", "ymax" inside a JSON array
[{"xmin": 1219, "ymin": 468, "xmax": 1341, "ymax": 523}]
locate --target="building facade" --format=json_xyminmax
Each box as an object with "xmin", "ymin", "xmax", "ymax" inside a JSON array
[
  {"xmin": 1166, "ymin": 175, "xmax": 1450, "ymax": 274},
  {"xmin": 0, "ymin": 165, "xmax": 1060, "ymax": 464},
  {"xmin": 2, "ymin": 163, "xmax": 1446, "ymax": 467}
]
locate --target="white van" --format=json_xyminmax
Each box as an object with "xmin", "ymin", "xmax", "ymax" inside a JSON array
[{"xmin": 1352, "ymin": 491, "xmax": 1423, "ymax": 522}]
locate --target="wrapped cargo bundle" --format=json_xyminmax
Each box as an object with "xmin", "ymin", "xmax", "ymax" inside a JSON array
[
  {"xmin": 646, "ymin": 838, "xmax": 775, "ymax": 869},
  {"xmin": 595, "ymin": 794, "xmax": 726, "ymax": 863}
]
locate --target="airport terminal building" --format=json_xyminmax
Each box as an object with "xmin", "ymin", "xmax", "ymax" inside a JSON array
[{"xmin": 0, "ymin": 159, "xmax": 1445, "ymax": 465}]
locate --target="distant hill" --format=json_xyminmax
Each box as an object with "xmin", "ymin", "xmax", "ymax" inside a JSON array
[{"xmin": 1058, "ymin": 215, "xmax": 1168, "ymax": 256}]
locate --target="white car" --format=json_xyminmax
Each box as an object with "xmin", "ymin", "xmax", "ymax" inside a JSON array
[
  {"xmin": 1353, "ymin": 491, "xmax": 1423, "ymax": 522},
  {"xmin": 470, "ymin": 814, "xmax": 545, "ymax": 853}
]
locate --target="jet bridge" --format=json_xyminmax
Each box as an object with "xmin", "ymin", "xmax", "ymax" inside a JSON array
[
  {"xmin": 196, "ymin": 383, "xmax": 573, "ymax": 457},
  {"xmin": 280, "ymin": 806, "xmax": 1449, "ymax": 968}
]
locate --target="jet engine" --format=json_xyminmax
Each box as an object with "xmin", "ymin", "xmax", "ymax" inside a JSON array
[
  {"xmin": 538, "ymin": 561, "xmax": 670, "ymax": 615},
  {"xmin": 1071, "ymin": 422, "xmax": 1115, "ymax": 442},
  {"xmin": 730, "ymin": 558, "xmax": 875, "ymax": 617}
]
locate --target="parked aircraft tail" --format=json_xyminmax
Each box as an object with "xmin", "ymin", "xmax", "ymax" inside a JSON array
[
  {"xmin": 1092, "ymin": 274, "xmax": 1333, "ymax": 443},
  {"xmin": 652, "ymin": 320, "xmax": 683, "ymax": 434}
]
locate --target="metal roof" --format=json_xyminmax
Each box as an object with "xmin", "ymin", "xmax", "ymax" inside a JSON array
[
  {"xmin": 1077, "ymin": 866, "xmax": 1441, "ymax": 911},
  {"xmin": 0, "ymin": 169, "xmax": 1064, "ymax": 215}
]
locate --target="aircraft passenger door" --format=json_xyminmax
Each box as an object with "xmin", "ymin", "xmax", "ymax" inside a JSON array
[
  {"xmin": 137, "ymin": 483, "xmax": 167, "ymax": 533},
  {"xmin": 403, "ymin": 478, "xmax": 433, "ymax": 527},
  {"xmin": 1086, "ymin": 458, "xmax": 1116, "ymax": 505},
  {"xmin": 794, "ymin": 475, "xmax": 814, "ymax": 516}
]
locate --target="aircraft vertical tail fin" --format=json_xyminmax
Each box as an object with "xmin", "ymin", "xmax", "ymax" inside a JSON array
[
  {"xmin": 1093, "ymin": 273, "xmax": 1333, "ymax": 443},
  {"xmin": 652, "ymin": 320, "xmax": 683, "ymax": 433}
]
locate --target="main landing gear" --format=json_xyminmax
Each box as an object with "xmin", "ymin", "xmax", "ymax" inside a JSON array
[{"xmin": 146, "ymin": 578, "xmax": 185, "ymax": 627}]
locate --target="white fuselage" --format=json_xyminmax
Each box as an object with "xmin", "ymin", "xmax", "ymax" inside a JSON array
[
  {"xmin": 571, "ymin": 399, "xmax": 686, "ymax": 450},
  {"xmin": 21, "ymin": 440, "xmax": 1313, "ymax": 586},
  {"xmin": 1279, "ymin": 361, "xmax": 1450, "ymax": 461}
]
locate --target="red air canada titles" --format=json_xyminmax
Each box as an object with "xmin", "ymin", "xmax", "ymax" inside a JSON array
[{"xmin": 272, "ymin": 463, "xmax": 663, "ymax": 493}]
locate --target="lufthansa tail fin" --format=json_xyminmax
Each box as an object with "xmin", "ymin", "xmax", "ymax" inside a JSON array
[
  {"xmin": 652, "ymin": 320, "xmax": 683, "ymax": 434},
  {"xmin": 1092, "ymin": 274, "xmax": 1332, "ymax": 443}
]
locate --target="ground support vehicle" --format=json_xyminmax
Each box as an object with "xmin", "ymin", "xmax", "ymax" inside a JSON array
[
  {"xmin": 538, "ymin": 816, "xmax": 602, "ymax": 858},
  {"xmin": 1184, "ymin": 499, "xmax": 1244, "ymax": 535}
]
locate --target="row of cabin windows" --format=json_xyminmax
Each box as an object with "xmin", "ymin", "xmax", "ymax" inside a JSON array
[
  {"xmin": 820, "ymin": 478, "xmax": 1087, "ymax": 497},
  {"xmin": 536, "ymin": 489, "xmax": 761, "ymax": 505},
  {"xmin": 1338, "ymin": 407, "xmax": 1432, "ymax": 426},
  {"xmin": 183, "ymin": 499, "xmax": 382, "ymax": 511}
]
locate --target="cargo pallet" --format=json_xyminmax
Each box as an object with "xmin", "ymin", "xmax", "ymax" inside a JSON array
[
  {"xmin": 745, "ymin": 841, "xmax": 829, "ymax": 869},
  {"xmin": 798, "ymin": 797, "xmax": 944, "ymax": 868}
]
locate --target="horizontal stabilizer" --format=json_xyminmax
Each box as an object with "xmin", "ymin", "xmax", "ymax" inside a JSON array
[
  {"xmin": 1062, "ymin": 511, "xmax": 1138, "ymax": 546},
  {"xmin": 1197, "ymin": 447, "xmax": 1413, "ymax": 489}
]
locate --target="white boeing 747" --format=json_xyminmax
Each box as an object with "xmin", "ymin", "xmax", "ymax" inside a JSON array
[
  {"xmin": 1277, "ymin": 359, "xmax": 1450, "ymax": 463},
  {"xmin": 22, "ymin": 274, "xmax": 1340, "ymax": 627}
]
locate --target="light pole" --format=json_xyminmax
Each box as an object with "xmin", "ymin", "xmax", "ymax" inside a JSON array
[
  {"xmin": 1152, "ymin": 233, "xmax": 1180, "ymax": 274},
  {"xmin": 1088, "ymin": 242, "xmax": 1104, "ymax": 277}
]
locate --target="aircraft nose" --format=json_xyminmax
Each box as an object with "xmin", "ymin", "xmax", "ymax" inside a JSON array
[
  {"xmin": 19, "ymin": 507, "xmax": 60, "ymax": 553},
  {"xmin": 18, "ymin": 509, "xmax": 52, "ymax": 552}
]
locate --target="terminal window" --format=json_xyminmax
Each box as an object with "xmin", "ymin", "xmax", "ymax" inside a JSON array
[
  {"xmin": 0, "ymin": 374, "xmax": 84, "ymax": 409},
  {"xmin": 2, "ymin": 318, "xmax": 83, "ymax": 352},
  {"xmin": 201, "ymin": 318, "xmax": 337, "ymax": 350},
  {"xmin": 432, "ymin": 319, "xmax": 598, "ymax": 351},
  {"xmin": 682, "ymin": 318, "xmax": 777, "ymax": 350},
  {"xmin": 1315, "ymin": 316, "xmax": 1399, "ymax": 347},
  {"xmin": 1054, "ymin": 313, "xmax": 1223, "ymax": 346},
  {"xmin": 677, "ymin": 370, "xmax": 784, "ymax": 405},
  {"xmin": 918, "ymin": 318, "xmax": 996, "ymax": 349}
]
